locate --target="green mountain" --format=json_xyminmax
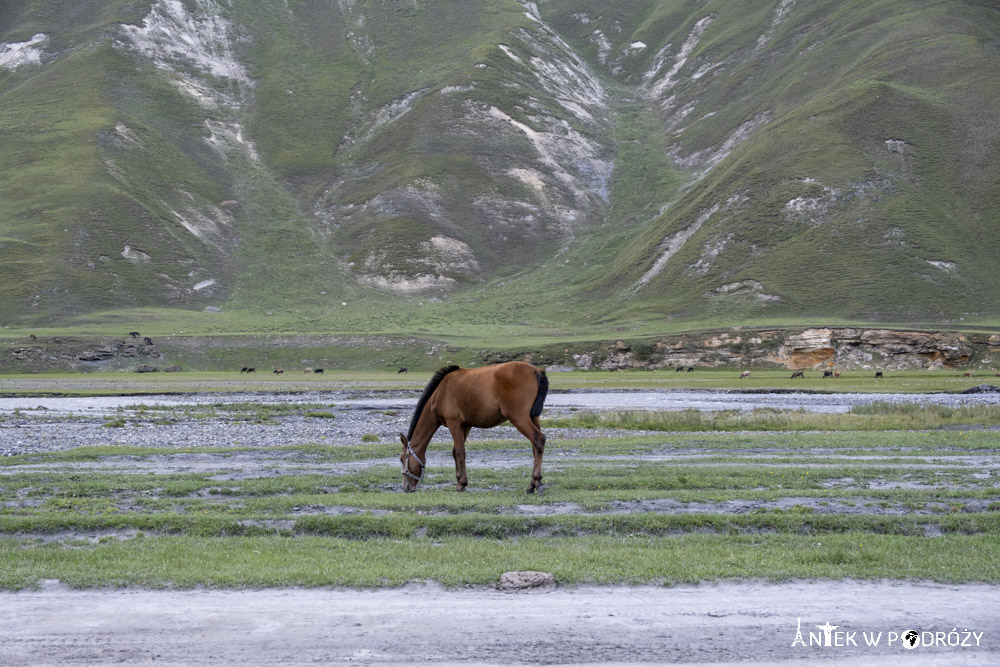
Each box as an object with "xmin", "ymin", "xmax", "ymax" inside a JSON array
[{"xmin": 1, "ymin": 0, "xmax": 998, "ymax": 332}]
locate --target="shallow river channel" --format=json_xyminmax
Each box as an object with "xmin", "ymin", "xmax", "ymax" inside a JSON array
[{"xmin": 3, "ymin": 389, "xmax": 1000, "ymax": 417}]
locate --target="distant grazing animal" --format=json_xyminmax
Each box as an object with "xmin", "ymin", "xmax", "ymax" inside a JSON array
[
  {"xmin": 875, "ymin": 371, "xmax": 883, "ymax": 378},
  {"xmin": 247, "ymin": 367, "xmax": 256, "ymax": 373},
  {"xmin": 314, "ymin": 368, "xmax": 324, "ymax": 374},
  {"xmin": 833, "ymin": 371, "xmax": 841, "ymax": 378},
  {"xmin": 740, "ymin": 371, "xmax": 751, "ymax": 379},
  {"xmin": 129, "ymin": 331, "xmax": 140, "ymax": 338},
  {"xmin": 686, "ymin": 366, "xmax": 694, "ymax": 372},
  {"xmin": 400, "ymin": 362, "xmax": 548, "ymax": 494},
  {"xmin": 304, "ymin": 368, "xmax": 312, "ymax": 373},
  {"xmin": 675, "ymin": 366, "xmax": 685, "ymax": 372},
  {"xmin": 29, "ymin": 333, "xmax": 36, "ymax": 340},
  {"xmin": 963, "ymin": 371, "xmax": 972, "ymax": 378},
  {"xmin": 791, "ymin": 370, "xmax": 804, "ymax": 379},
  {"xmin": 398, "ymin": 367, "xmax": 408, "ymax": 374},
  {"xmin": 273, "ymin": 369, "xmax": 284, "ymax": 374},
  {"xmin": 240, "ymin": 367, "xmax": 250, "ymax": 373},
  {"xmin": 823, "ymin": 370, "xmax": 833, "ymax": 378},
  {"xmin": 143, "ymin": 337, "xmax": 153, "ymax": 346}
]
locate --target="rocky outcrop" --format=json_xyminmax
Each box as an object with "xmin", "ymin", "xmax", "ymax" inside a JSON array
[{"xmin": 580, "ymin": 328, "xmax": 987, "ymax": 371}]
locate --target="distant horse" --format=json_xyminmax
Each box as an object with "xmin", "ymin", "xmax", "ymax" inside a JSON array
[
  {"xmin": 791, "ymin": 370, "xmax": 804, "ymax": 379},
  {"xmin": 740, "ymin": 371, "xmax": 751, "ymax": 379},
  {"xmin": 400, "ymin": 361, "xmax": 548, "ymax": 494},
  {"xmin": 398, "ymin": 367, "xmax": 408, "ymax": 374},
  {"xmin": 875, "ymin": 371, "xmax": 883, "ymax": 378}
]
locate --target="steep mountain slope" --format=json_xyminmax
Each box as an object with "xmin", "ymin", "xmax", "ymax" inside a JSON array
[
  {"xmin": 1, "ymin": 0, "xmax": 998, "ymax": 329},
  {"xmin": 538, "ymin": 0, "xmax": 1000, "ymax": 323}
]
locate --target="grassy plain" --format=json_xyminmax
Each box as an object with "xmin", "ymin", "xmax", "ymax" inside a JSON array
[{"xmin": 1, "ymin": 383, "xmax": 998, "ymax": 588}]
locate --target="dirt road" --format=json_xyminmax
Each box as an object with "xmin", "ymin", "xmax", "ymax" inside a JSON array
[{"xmin": 1, "ymin": 580, "xmax": 996, "ymax": 665}]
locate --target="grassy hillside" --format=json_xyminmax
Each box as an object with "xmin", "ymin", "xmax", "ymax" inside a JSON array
[{"xmin": 1, "ymin": 0, "xmax": 998, "ymax": 336}]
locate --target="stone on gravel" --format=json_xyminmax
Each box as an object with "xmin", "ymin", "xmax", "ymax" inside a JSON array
[{"xmin": 497, "ymin": 571, "xmax": 556, "ymax": 592}]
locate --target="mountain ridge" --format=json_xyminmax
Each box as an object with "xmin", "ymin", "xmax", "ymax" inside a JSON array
[{"xmin": 1, "ymin": 0, "xmax": 998, "ymax": 332}]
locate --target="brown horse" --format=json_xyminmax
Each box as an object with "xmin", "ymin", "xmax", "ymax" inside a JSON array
[{"xmin": 400, "ymin": 361, "xmax": 549, "ymax": 494}]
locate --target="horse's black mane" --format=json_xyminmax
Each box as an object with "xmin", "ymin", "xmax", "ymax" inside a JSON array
[{"xmin": 406, "ymin": 365, "xmax": 460, "ymax": 441}]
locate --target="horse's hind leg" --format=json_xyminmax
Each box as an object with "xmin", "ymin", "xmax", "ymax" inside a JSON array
[
  {"xmin": 510, "ymin": 415, "xmax": 546, "ymax": 493},
  {"xmin": 448, "ymin": 422, "xmax": 471, "ymax": 491}
]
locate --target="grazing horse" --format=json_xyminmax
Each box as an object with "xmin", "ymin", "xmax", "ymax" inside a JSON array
[
  {"xmin": 791, "ymin": 370, "xmax": 804, "ymax": 379},
  {"xmin": 740, "ymin": 371, "xmax": 751, "ymax": 379},
  {"xmin": 400, "ymin": 361, "xmax": 548, "ymax": 494}
]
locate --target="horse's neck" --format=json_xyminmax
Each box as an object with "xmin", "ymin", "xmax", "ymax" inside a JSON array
[{"xmin": 410, "ymin": 405, "xmax": 441, "ymax": 453}]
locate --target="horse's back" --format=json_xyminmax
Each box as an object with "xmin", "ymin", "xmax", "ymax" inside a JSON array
[{"xmin": 440, "ymin": 362, "xmax": 543, "ymax": 425}]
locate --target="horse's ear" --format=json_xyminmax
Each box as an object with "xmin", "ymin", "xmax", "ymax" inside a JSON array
[{"xmin": 399, "ymin": 433, "xmax": 408, "ymax": 447}]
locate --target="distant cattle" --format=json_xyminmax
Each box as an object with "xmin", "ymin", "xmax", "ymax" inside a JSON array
[
  {"xmin": 29, "ymin": 333, "xmax": 36, "ymax": 340},
  {"xmin": 740, "ymin": 371, "xmax": 751, "ymax": 379},
  {"xmin": 963, "ymin": 371, "xmax": 972, "ymax": 378},
  {"xmin": 675, "ymin": 366, "xmax": 685, "ymax": 373},
  {"xmin": 304, "ymin": 368, "xmax": 312, "ymax": 373},
  {"xmin": 274, "ymin": 369, "xmax": 284, "ymax": 374},
  {"xmin": 823, "ymin": 370, "xmax": 833, "ymax": 378},
  {"xmin": 129, "ymin": 331, "xmax": 140, "ymax": 338},
  {"xmin": 314, "ymin": 368, "xmax": 324, "ymax": 374},
  {"xmin": 791, "ymin": 370, "xmax": 804, "ymax": 379},
  {"xmin": 398, "ymin": 367, "xmax": 408, "ymax": 374},
  {"xmin": 686, "ymin": 366, "xmax": 694, "ymax": 372},
  {"xmin": 833, "ymin": 371, "xmax": 841, "ymax": 378},
  {"xmin": 240, "ymin": 367, "xmax": 257, "ymax": 374},
  {"xmin": 875, "ymin": 371, "xmax": 883, "ymax": 378},
  {"xmin": 143, "ymin": 337, "xmax": 153, "ymax": 346}
]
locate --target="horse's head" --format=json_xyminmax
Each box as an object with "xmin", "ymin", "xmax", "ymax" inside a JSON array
[{"xmin": 399, "ymin": 433, "xmax": 424, "ymax": 492}]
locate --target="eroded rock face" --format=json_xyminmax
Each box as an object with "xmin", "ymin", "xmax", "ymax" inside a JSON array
[{"xmin": 588, "ymin": 328, "xmax": 983, "ymax": 371}]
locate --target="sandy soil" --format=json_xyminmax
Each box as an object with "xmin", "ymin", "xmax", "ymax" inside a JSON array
[{"xmin": 1, "ymin": 580, "xmax": 997, "ymax": 665}]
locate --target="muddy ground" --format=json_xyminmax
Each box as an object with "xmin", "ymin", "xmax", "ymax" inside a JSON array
[{"xmin": 1, "ymin": 580, "xmax": 997, "ymax": 665}]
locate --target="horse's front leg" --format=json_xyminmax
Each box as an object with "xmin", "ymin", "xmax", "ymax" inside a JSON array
[
  {"xmin": 447, "ymin": 422, "xmax": 471, "ymax": 491},
  {"xmin": 511, "ymin": 415, "xmax": 546, "ymax": 493}
]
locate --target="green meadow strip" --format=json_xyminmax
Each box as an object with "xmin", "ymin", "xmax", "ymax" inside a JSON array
[
  {"xmin": 544, "ymin": 403, "xmax": 1000, "ymax": 432},
  {"xmin": 1, "ymin": 533, "xmax": 997, "ymax": 589}
]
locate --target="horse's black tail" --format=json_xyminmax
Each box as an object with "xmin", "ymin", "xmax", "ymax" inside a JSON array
[{"xmin": 530, "ymin": 370, "xmax": 549, "ymax": 418}]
